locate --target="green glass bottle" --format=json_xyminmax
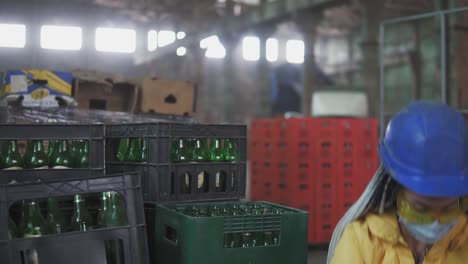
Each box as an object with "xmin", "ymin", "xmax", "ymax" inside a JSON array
[
  {"xmin": 70, "ymin": 195, "xmax": 93, "ymax": 232},
  {"xmin": 1, "ymin": 140, "xmax": 23, "ymax": 170},
  {"xmin": 98, "ymin": 192, "xmax": 109, "ymax": 228},
  {"xmin": 9, "ymin": 217, "xmax": 18, "ymax": 239},
  {"xmin": 77, "ymin": 141, "xmax": 89, "ymax": 168},
  {"xmin": 139, "ymin": 138, "xmax": 147, "ymax": 162},
  {"xmin": 47, "ymin": 140, "xmax": 57, "ymax": 161},
  {"xmin": 125, "ymin": 138, "xmax": 142, "ymax": 162},
  {"xmin": 241, "ymin": 232, "xmax": 253, "ymax": 247},
  {"xmin": 192, "ymin": 139, "xmax": 208, "ymax": 162},
  {"xmin": 105, "ymin": 192, "xmax": 128, "ymax": 227},
  {"xmin": 21, "ymin": 200, "xmax": 47, "ymax": 238},
  {"xmin": 22, "ymin": 140, "xmax": 34, "ymax": 169},
  {"xmin": 223, "ymin": 139, "xmax": 238, "ymax": 162},
  {"xmin": 175, "ymin": 139, "xmax": 190, "ymax": 163},
  {"xmin": 69, "ymin": 140, "xmax": 80, "ymax": 167},
  {"xmin": 29, "ymin": 140, "xmax": 48, "ymax": 169},
  {"xmin": 170, "ymin": 140, "xmax": 179, "ymax": 162},
  {"xmin": 209, "ymin": 139, "xmax": 224, "ymax": 162},
  {"xmin": 263, "ymin": 231, "xmax": 276, "ymax": 246},
  {"xmin": 46, "ymin": 198, "xmax": 66, "ymax": 234},
  {"xmin": 51, "ymin": 140, "xmax": 71, "ymax": 169},
  {"xmin": 116, "ymin": 138, "xmax": 128, "ymax": 162},
  {"xmin": 231, "ymin": 233, "xmax": 241, "ymax": 248},
  {"xmin": 224, "ymin": 233, "xmax": 232, "ymax": 248}
]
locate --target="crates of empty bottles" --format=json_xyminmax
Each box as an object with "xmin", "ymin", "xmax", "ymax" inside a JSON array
[
  {"xmin": 0, "ymin": 172, "xmax": 149, "ymax": 264},
  {"xmin": 153, "ymin": 201, "xmax": 308, "ymax": 264},
  {"xmin": 105, "ymin": 122, "xmax": 247, "ymax": 202},
  {"xmin": 0, "ymin": 124, "xmax": 105, "ymax": 183}
]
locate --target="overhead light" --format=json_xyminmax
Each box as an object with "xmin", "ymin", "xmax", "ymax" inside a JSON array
[
  {"xmin": 200, "ymin": 36, "xmax": 226, "ymax": 59},
  {"xmin": 148, "ymin": 30, "xmax": 158, "ymax": 51},
  {"xmin": 95, "ymin": 27, "xmax": 136, "ymax": 53},
  {"xmin": 158, "ymin": 30, "xmax": 176, "ymax": 47},
  {"xmin": 242, "ymin": 36, "xmax": 260, "ymax": 61},
  {"xmin": 266, "ymin": 38, "xmax": 278, "ymax": 62},
  {"xmin": 200, "ymin": 36, "xmax": 219, "ymax": 49},
  {"xmin": 177, "ymin": 32, "xmax": 186, "ymax": 40},
  {"xmin": 286, "ymin": 40, "xmax": 304, "ymax": 64},
  {"xmin": 0, "ymin": 24, "xmax": 26, "ymax": 48},
  {"xmin": 41, "ymin": 25, "xmax": 82, "ymax": 50},
  {"xmin": 177, "ymin": 47, "xmax": 187, "ymax": 56}
]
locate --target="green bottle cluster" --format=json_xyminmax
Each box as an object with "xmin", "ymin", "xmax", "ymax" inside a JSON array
[
  {"xmin": 172, "ymin": 202, "xmax": 284, "ymax": 249},
  {"xmin": 8, "ymin": 192, "xmax": 128, "ymax": 240},
  {"xmin": 223, "ymin": 230, "xmax": 280, "ymax": 248},
  {"xmin": 175, "ymin": 202, "xmax": 288, "ymax": 217},
  {"xmin": 0, "ymin": 140, "xmax": 90, "ymax": 170},
  {"xmin": 116, "ymin": 138, "xmax": 147, "ymax": 162},
  {"xmin": 171, "ymin": 138, "xmax": 238, "ymax": 163}
]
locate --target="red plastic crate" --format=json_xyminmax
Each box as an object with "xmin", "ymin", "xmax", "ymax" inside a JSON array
[
  {"xmin": 276, "ymin": 118, "xmax": 313, "ymax": 141},
  {"xmin": 250, "ymin": 119, "xmax": 279, "ymax": 141},
  {"xmin": 278, "ymin": 140, "xmax": 314, "ymax": 163},
  {"xmin": 315, "ymin": 202, "xmax": 337, "ymax": 243}
]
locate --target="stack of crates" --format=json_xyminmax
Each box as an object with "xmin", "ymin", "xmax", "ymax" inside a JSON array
[
  {"xmin": 0, "ymin": 124, "xmax": 149, "ymax": 264},
  {"xmin": 105, "ymin": 122, "xmax": 309, "ymax": 264},
  {"xmin": 249, "ymin": 117, "xmax": 378, "ymax": 244}
]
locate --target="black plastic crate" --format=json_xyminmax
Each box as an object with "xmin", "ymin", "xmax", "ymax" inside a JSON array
[
  {"xmin": 105, "ymin": 122, "xmax": 247, "ymax": 165},
  {"xmin": 0, "ymin": 173, "xmax": 149, "ymax": 264},
  {"xmin": 144, "ymin": 204, "xmax": 157, "ymax": 264},
  {"xmin": 0, "ymin": 124, "xmax": 105, "ymax": 183},
  {"xmin": 107, "ymin": 163, "xmax": 246, "ymax": 203}
]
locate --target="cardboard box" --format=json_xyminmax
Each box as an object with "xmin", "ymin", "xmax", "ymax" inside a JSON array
[
  {"xmin": 140, "ymin": 77, "xmax": 197, "ymax": 116},
  {"xmin": 73, "ymin": 70, "xmax": 139, "ymax": 112},
  {"xmin": 1, "ymin": 69, "xmax": 74, "ymax": 107}
]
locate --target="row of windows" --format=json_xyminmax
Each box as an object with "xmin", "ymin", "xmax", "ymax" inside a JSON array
[{"xmin": 0, "ymin": 24, "xmax": 305, "ymax": 63}]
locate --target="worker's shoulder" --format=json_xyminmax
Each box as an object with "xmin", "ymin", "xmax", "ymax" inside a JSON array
[{"xmin": 344, "ymin": 212, "xmax": 400, "ymax": 243}]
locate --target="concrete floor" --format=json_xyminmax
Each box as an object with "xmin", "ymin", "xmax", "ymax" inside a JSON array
[
  {"xmin": 308, "ymin": 247, "xmax": 328, "ymax": 264},
  {"xmin": 308, "ymin": 249, "xmax": 328, "ymax": 264}
]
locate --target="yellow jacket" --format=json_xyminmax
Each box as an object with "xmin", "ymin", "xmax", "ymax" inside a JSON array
[{"xmin": 330, "ymin": 212, "xmax": 468, "ymax": 264}]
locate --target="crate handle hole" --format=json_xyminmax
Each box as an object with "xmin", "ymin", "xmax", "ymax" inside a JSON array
[
  {"xmin": 21, "ymin": 249, "xmax": 40, "ymax": 264},
  {"xmin": 164, "ymin": 225, "xmax": 178, "ymax": 244},
  {"xmin": 215, "ymin": 171, "xmax": 227, "ymax": 192},
  {"xmin": 105, "ymin": 239, "xmax": 125, "ymax": 263},
  {"xmin": 197, "ymin": 171, "xmax": 209, "ymax": 193},
  {"xmin": 230, "ymin": 171, "xmax": 236, "ymax": 192},
  {"xmin": 180, "ymin": 172, "xmax": 192, "ymax": 194}
]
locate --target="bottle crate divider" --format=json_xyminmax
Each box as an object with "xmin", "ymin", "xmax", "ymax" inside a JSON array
[
  {"xmin": 0, "ymin": 173, "xmax": 149, "ymax": 264},
  {"xmin": 154, "ymin": 201, "xmax": 308, "ymax": 264},
  {"xmin": 107, "ymin": 163, "xmax": 246, "ymax": 203},
  {"xmin": 105, "ymin": 122, "xmax": 247, "ymax": 165},
  {"xmin": 0, "ymin": 124, "xmax": 105, "ymax": 181}
]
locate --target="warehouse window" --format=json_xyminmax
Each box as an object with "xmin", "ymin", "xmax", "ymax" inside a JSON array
[
  {"xmin": 176, "ymin": 47, "xmax": 187, "ymax": 56},
  {"xmin": 242, "ymin": 36, "xmax": 260, "ymax": 61},
  {"xmin": 286, "ymin": 40, "xmax": 304, "ymax": 64},
  {"xmin": 95, "ymin": 27, "xmax": 136, "ymax": 53},
  {"xmin": 176, "ymin": 31, "xmax": 186, "ymax": 40},
  {"xmin": 158, "ymin": 30, "xmax": 176, "ymax": 47},
  {"xmin": 41, "ymin": 25, "xmax": 82, "ymax": 50},
  {"xmin": 201, "ymin": 35, "xmax": 226, "ymax": 59},
  {"xmin": 148, "ymin": 30, "xmax": 158, "ymax": 51},
  {"xmin": 0, "ymin": 24, "xmax": 26, "ymax": 48},
  {"xmin": 266, "ymin": 38, "xmax": 278, "ymax": 62}
]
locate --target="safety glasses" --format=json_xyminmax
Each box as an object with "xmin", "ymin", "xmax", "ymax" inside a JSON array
[{"xmin": 396, "ymin": 192, "xmax": 465, "ymax": 224}]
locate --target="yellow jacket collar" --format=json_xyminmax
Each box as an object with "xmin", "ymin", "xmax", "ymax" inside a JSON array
[{"xmin": 366, "ymin": 211, "xmax": 468, "ymax": 250}]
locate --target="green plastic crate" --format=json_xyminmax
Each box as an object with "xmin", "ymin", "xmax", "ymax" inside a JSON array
[{"xmin": 155, "ymin": 201, "xmax": 308, "ymax": 264}]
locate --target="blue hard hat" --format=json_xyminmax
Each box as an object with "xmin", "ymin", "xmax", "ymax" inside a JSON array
[{"xmin": 378, "ymin": 101, "xmax": 468, "ymax": 197}]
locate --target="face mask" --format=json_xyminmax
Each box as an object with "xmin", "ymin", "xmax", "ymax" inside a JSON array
[{"xmin": 398, "ymin": 215, "xmax": 458, "ymax": 244}]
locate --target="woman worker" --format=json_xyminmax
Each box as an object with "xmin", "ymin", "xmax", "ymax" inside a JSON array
[{"xmin": 328, "ymin": 101, "xmax": 468, "ymax": 264}]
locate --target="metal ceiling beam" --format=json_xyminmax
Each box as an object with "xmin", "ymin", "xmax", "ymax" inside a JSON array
[{"xmin": 133, "ymin": 0, "xmax": 348, "ymax": 65}]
